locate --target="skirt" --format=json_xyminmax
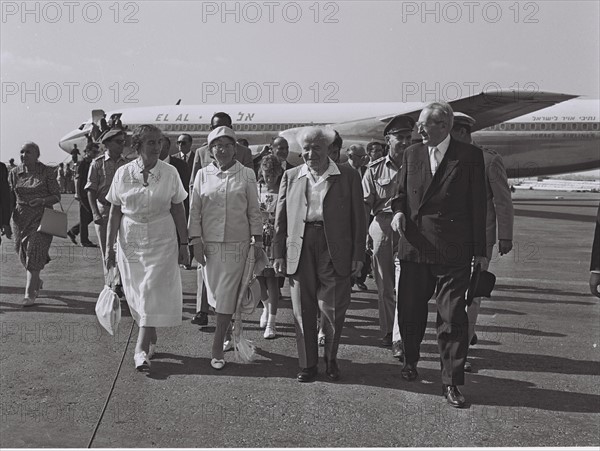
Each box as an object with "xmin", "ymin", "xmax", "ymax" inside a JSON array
[{"xmin": 202, "ymin": 240, "xmax": 250, "ymax": 315}]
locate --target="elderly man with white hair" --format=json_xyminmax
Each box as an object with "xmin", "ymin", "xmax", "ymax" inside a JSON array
[{"xmin": 273, "ymin": 126, "xmax": 366, "ymax": 383}]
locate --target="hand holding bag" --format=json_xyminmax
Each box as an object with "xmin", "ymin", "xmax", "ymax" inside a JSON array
[
  {"xmin": 37, "ymin": 203, "xmax": 68, "ymax": 238},
  {"xmin": 95, "ymin": 268, "xmax": 121, "ymax": 335}
]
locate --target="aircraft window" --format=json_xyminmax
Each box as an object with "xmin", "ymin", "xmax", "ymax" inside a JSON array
[
  {"xmin": 540, "ymin": 123, "xmax": 546, "ymax": 130},
  {"xmin": 500, "ymin": 124, "xmax": 506, "ymax": 130},
  {"xmin": 571, "ymin": 123, "xmax": 577, "ymax": 130},
  {"xmin": 242, "ymin": 124, "xmax": 249, "ymax": 131},
  {"xmin": 582, "ymin": 123, "xmax": 588, "ymax": 130},
  {"xmin": 528, "ymin": 123, "xmax": 534, "ymax": 130},
  {"xmin": 251, "ymin": 124, "xmax": 258, "ymax": 131},
  {"xmin": 592, "ymin": 123, "xmax": 598, "ymax": 130},
  {"xmin": 561, "ymin": 123, "xmax": 567, "ymax": 130},
  {"xmin": 550, "ymin": 123, "xmax": 556, "ymax": 130},
  {"xmin": 509, "ymin": 124, "xmax": 515, "ymax": 130},
  {"xmin": 520, "ymin": 123, "xmax": 526, "ymax": 130}
]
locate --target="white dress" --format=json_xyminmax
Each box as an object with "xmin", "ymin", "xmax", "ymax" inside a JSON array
[{"xmin": 106, "ymin": 159, "xmax": 188, "ymax": 327}]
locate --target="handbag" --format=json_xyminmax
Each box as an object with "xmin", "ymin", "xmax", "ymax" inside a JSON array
[
  {"xmin": 95, "ymin": 268, "xmax": 121, "ymax": 335},
  {"xmin": 37, "ymin": 204, "xmax": 67, "ymax": 238}
]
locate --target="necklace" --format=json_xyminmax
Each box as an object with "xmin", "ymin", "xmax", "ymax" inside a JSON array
[{"xmin": 135, "ymin": 158, "xmax": 161, "ymax": 187}]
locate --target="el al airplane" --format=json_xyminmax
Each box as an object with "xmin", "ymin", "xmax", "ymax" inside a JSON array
[{"xmin": 58, "ymin": 89, "xmax": 600, "ymax": 178}]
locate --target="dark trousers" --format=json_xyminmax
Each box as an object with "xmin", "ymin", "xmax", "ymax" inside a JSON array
[
  {"xmin": 397, "ymin": 260, "xmax": 470, "ymax": 385},
  {"xmin": 69, "ymin": 202, "xmax": 93, "ymax": 243},
  {"xmin": 289, "ymin": 225, "xmax": 351, "ymax": 369}
]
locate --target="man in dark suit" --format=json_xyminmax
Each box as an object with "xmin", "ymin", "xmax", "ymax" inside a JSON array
[
  {"xmin": 175, "ymin": 133, "xmax": 196, "ymax": 175},
  {"xmin": 590, "ymin": 203, "xmax": 600, "ymax": 298},
  {"xmin": 344, "ymin": 144, "xmax": 368, "ymax": 178},
  {"xmin": 273, "ymin": 126, "xmax": 366, "ymax": 383},
  {"xmin": 391, "ymin": 101, "xmax": 487, "ymax": 408}
]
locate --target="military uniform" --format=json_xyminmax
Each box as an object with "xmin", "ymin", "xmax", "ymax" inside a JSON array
[{"xmin": 362, "ymin": 155, "xmax": 401, "ymax": 338}]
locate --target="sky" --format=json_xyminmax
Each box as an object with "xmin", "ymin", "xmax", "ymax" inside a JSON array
[{"xmin": 1, "ymin": 0, "xmax": 599, "ymax": 167}]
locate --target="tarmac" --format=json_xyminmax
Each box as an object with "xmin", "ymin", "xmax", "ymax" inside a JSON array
[{"xmin": 1, "ymin": 190, "xmax": 599, "ymax": 448}]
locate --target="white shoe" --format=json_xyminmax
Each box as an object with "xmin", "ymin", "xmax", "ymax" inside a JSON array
[
  {"xmin": 148, "ymin": 344, "xmax": 157, "ymax": 360},
  {"xmin": 223, "ymin": 339, "xmax": 233, "ymax": 352},
  {"xmin": 211, "ymin": 358, "xmax": 225, "ymax": 370},
  {"xmin": 134, "ymin": 352, "xmax": 151, "ymax": 370},
  {"xmin": 264, "ymin": 325, "xmax": 277, "ymax": 339},
  {"xmin": 259, "ymin": 308, "xmax": 268, "ymax": 328}
]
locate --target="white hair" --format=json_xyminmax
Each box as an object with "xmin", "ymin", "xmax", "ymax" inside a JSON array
[
  {"xmin": 296, "ymin": 126, "xmax": 336, "ymax": 147},
  {"xmin": 424, "ymin": 101, "xmax": 454, "ymax": 129}
]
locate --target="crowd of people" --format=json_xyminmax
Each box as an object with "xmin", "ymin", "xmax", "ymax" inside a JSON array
[{"xmin": 2, "ymin": 101, "xmax": 599, "ymax": 409}]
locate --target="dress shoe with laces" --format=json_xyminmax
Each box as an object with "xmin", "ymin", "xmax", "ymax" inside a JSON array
[
  {"xmin": 401, "ymin": 362, "xmax": 418, "ymax": 381},
  {"xmin": 470, "ymin": 334, "xmax": 478, "ymax": 346},
  {"xmin": 81, "ymin": 241, "xmax": 98, "ymax": 247},
  {"xmin": 191, "ymin": 311, "xmax": 208, "ymax": 326},
  {"xmin": 67, "ymin": 230, "xmax": 78, "ymax": 245},
  {"xmin": 325, "ymin": 359, "xmax": 340, "ymax": 381},
  {"xmin": 443, "ymin": 384, "xmax": 466, "ymax": 408},
  {"xmin": 297, "ymin": 366, "xmax": 318, "ymax": 382}
]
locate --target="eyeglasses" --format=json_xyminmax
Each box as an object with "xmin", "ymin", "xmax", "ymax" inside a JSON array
[
  {"xmin": 177, "ymin": 141, "xmax": 188, "ymax": 145},
  {"xmin": 210, "ymin": 143, "xmax": 234, "ymax": 151}
]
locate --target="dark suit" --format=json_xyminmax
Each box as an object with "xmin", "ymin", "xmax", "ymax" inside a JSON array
[
  {"xmin": 274, "ymin": 163, "xmax": 366, "ymax": 368},
  {"xmin": 391, "ymin": 137, "xmax": 486, "ymax": 385},
  {"xmin": 169, "ymin": 156, "xmax": 191, "ymax": 215}
]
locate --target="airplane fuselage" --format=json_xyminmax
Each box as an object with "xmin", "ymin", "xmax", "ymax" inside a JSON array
[{"xmin": 59, "ymin": 99, "xmax": 600, "ymax": 178}]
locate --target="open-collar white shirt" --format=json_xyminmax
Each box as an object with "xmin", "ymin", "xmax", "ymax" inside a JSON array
[{"xmin": 298, "ymin": 158, "xmax": 340, "ymax": 222}]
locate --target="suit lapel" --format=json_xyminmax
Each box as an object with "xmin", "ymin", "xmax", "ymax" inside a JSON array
[{"xmin": 420, "ymin": 139, "xmax": 458, "ymax": 207}]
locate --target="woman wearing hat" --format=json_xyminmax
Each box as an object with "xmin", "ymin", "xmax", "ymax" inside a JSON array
[
  {"xmin": 105, "ymin": 125, "xmax": 190, "ymax": 371},
  {"xmin": 189, "ymin": 126, "xmax": 262, "ymax": 370},
  {"xmin": 8, "ymin": 142, "xmax": 61, "ymax": 306}
]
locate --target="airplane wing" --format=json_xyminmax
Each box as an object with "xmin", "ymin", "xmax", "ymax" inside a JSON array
[{"xmin": 331, "ymin": 90, "xmax": 578, "ymax": 137}]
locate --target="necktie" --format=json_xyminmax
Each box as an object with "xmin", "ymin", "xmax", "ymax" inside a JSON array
[{"xmin": 431, "ymin": 147, "xmax": 441, "ymax": 175}]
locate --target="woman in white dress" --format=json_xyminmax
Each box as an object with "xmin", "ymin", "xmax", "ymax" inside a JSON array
[
  {"xmin": 189, "ymin": 126, "xmax": 262, "ymax": 370},
  {"xmin": 105, "ymin": 125, "xmax": 189, "ymax": 371}
]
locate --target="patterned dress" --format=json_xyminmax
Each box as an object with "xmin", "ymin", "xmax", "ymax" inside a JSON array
[
  {"xmin": 257, "ymin": 183, "xmax": 281, "ymax": 277},
  {"xmin": 8, "ymin": 163, "xmax": 61, "ymax": 271}
]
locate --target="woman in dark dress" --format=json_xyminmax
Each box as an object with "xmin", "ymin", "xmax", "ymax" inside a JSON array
[{"xmin": 8, "ymin": 142, "xmax": 61, "ymax": 307}]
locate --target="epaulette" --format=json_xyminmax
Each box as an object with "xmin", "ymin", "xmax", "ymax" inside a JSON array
[{"xmin": 368, "ymin": 156, "xmax": 386, "ymax": 167}]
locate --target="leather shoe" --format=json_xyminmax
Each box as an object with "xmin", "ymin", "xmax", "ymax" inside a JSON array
[
  {"xmin": 297, "ymin": 366, "xmax": 318, "ymax": 382},
  {"xmin": 356, "ymin": 282, "xmax": 368, "ymax": 291},
  {"xmin": 191, "ymin": 311, "xmax": 208, "ymax": 326},
  {"xmin": 81, "ymin": 241, "xmax": 98, "ymax": 247},
  {"xmin": 324, "ymin": 359, "xmax": 340, "ymax": 381},
  {"xmin": 443, "ymin": 385, "xmax": 466, "ymax": 408},
  {"xmin": 401, "ymin": 362, "xmax": 418, "ymax": 381},
  {"xmin": 464, "ymin": 360, "xmax": 472, "ymax": 372}
]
